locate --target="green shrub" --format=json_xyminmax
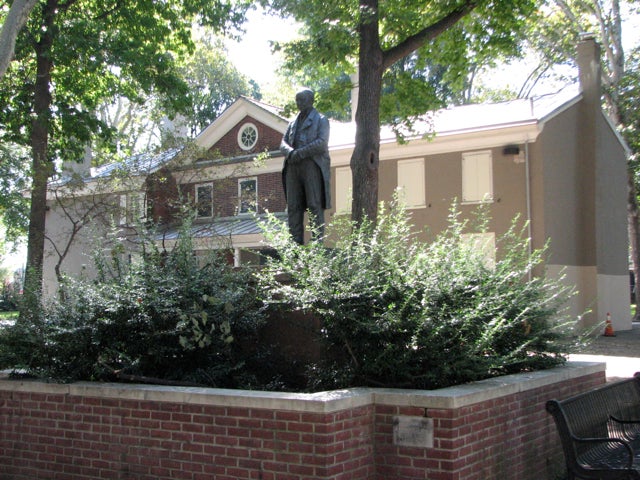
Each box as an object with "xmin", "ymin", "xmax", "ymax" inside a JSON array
[
  {"xmin": 0, "ymin": 220, "xmax": 266, "ymax": 388},
  {"xmin": 258, "ymin": 201, "xmax": 581, "ymax": 391},
  {"xmin": 0, "ymin": 201, "xmax": 582, "ymax": 392}
]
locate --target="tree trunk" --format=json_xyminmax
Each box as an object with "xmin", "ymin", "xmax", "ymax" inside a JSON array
[
  {"xmin": 21, "ymin": 1, "xmax": 56, "ymax": 318},
  {"xmin": 350, "ymin": 0, "xmax": 383, "ymax": 226},
  {"xmin": 0, "ymin": 0, "xmax": 38, "ymax": 79}
]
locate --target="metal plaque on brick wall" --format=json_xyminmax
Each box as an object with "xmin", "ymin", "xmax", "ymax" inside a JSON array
[{"xmin": 392, "ymin": 415, "xmax": 434, "ymax": 448}]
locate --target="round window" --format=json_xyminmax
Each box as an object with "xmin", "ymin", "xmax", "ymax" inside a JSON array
[{"xmin": 237, "ymin": 123, "xmax": 258, "ymax": 151}]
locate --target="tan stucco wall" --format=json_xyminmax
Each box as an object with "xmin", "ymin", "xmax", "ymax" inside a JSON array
[
  {"xmin": 595, "ymin": 113, "xmax": 629, "ymax": 276},
  {"xmin": 535, "ymin": 103, "xmax": 629, "ymax": 330},
  {"xmin": 370, "ymin": 147, "xmax": 529, "ymax": 245}
]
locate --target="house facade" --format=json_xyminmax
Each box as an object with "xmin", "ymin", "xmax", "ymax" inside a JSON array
[{"xmin": 43, "ymin": 37, "xmax": 630, "ymax": 331}]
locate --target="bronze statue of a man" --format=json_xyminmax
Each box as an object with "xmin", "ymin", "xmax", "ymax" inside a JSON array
[{"xmin": 280, "ymin": 88, "xmax": 331, "ymax": 244}]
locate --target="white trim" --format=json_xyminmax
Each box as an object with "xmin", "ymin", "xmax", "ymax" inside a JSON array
[
  {"xmin": 327, "ymin": 123, "xmax": 543, "ymax": 168},
  {"xmin": 237, "ymin": 123, "xmax": 259, "ymax": 151},
  {"xmin": 0, "ymin": 363, "xmax": 604, "ymax": 412},
  {"xmin": 195, "ymin": 98, "xmax": 288, "ymax": 151}
]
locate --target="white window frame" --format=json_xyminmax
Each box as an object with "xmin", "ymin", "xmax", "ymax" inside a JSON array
[
  {"xmin": 238, "ymin": 177, "xmax": 258, "ymax": 215},
  {"xmin": 397, "ymin": 158, "xmax": 426, "ymax": 209},
  {"xmin": 334, "ymin": 166, "xmax": 352, "ymax": 214},
  {"xmin": 462, "ymin": 151, "xmax": 494, "ymax": 204},
  {"xmin": 118, "ymin": 194, "xmax": 127, "ymax": 226},
  {"xmin": 237, "ymin": 123, "xmax": 258, "ymax": 151},
  {"xmin": 196, "ymin": 183, "xmax": 214, "ymax": 219}
]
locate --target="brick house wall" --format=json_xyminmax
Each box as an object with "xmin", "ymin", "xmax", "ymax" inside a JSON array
[
  {"xmin": 211, "ymin": 115, "xmax": 283, "ymax": 157},
  {"xmin": 0, "ymin": 363, "xmax": 605, "ymax": 480},
  {"xmin": 180, "ymin": 170, "xmax": 286, "ymax": 219},
  {"xmin": 138, "ymin": 113, "xmax": 287, "ymax": 225}
]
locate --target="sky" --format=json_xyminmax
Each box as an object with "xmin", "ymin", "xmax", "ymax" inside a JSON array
[{"xmin": 224, "ymin": 8, "xmax": 300, "ymax": 87}]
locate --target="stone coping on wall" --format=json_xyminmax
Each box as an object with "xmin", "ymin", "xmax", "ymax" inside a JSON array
[{"xmin": 0, "ymin": 361, "xmax": 605, "ymax": 413}]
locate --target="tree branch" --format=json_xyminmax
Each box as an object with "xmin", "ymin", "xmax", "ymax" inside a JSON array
[{"xmin": 382, "ymin": 1, "xmax": 477, "ymax": 70}]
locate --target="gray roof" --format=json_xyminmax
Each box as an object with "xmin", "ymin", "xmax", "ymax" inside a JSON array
[
  {"xmin": 328, "ymin": 84, "xmax": 581, "ymax": 148},
  {"xmin": 157, "ymin": 213, "xmax": 287, "ymax": 241},
  {"xmin": 62, "ymin": 86, "xmax": 584, "ymax": 185},
  {"xmin": 90, "ymin": 147, "xmax": 183, "ymax": 179}
]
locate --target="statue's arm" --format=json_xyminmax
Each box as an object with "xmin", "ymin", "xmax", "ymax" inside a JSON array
[{"xmin": 280, "ymin": 124, "xmax": 294, "ymax": 158}]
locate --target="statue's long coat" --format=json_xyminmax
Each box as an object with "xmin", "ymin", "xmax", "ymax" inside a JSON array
[{"xmin": 280, "ymin": 108, "xmax": 332, "ymax": 209}]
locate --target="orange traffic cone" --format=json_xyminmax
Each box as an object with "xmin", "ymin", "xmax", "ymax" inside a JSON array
[{"xmin": 603, "ymin": 312, "xmax": 616, "ymax": 337}]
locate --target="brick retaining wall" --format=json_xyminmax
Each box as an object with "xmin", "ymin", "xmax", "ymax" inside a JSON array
[{"xmin": 0, "ymin": 362, "xmax": 605, "ymax": 479}]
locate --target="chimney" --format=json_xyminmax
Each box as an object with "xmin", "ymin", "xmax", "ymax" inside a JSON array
[
  {"xmin": 575, "ymin": 34, "xmax": 601, "ymax": 283},
  {"xmin": 62, "ymin": 144, "xmax": 92, "ymax": 178},
  {"xmin": 577, "ymin": 33, "xmax": 601, "ymax": 109}
]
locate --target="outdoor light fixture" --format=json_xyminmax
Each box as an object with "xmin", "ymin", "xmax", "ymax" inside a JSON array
[{"xmin": 503, "ymin": 144, "xmax": 525, "ymax": 163}]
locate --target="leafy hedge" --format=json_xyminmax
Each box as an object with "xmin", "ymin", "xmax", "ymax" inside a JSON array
[
  {"xmin": 0, "ymin": 222, "xmax": 269, "ymax": 388},
  {"xmin": 0, "ymin": 202, "xmax": 582, "ymax": 391},
  {"xmin": 258, "ymin": 201, "xmax": 580, "ymax": 391}
]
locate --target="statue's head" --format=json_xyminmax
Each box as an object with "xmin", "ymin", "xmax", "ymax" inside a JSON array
[{"xmin": 295, "ymin": 88, "xmax": 315, "ymax": 113}]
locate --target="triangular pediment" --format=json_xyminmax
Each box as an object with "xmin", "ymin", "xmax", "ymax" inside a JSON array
[{"xmin": 194, "ymin": 96, "xmax": 289, "ymax": 154}]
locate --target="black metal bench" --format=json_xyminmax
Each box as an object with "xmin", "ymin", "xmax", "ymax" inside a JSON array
[{"xmin": 546, "ymin": 373, "xmax": 640, "ymax": 479}]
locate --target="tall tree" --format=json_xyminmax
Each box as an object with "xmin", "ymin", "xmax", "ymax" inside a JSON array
[
  {"xmin": 0, "ymin": 0, "xmax": 248, "ymax": 315},
  {"xmin": 180, "ymin": 35, "xmax": 261, "ymax": 136},
  {"xmin": 91, "ymin": 36, "xmax": 259, "ymax": 162},
  {"xmin": 267, "ymin": 0, "xmax": 537, "ymax": 225}
]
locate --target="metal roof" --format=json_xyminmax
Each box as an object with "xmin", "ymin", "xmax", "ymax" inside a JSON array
[
  {"xmin": 157, "ymin": 213, "xmax": 287, "ymax": 241},
  {"xmin": 90, "ymin": 147, "xmax": 183, "ymax": 179},
  {"xmin": 61, "ymin": 87, "xmax": 582, "ymax": 185},
  {"xmin": 328, "ymin": 84, "xmax": 581, "ymax": 148}
]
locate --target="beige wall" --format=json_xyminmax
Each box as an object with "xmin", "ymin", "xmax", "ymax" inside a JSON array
[
  {"xmin": 330, "ymin": 146, "xmax": 529, "ymax": 253},
  {"xmin": 535, "ymin": 104, "xmax": 629, "ymax": 329},
  {"xmin": 42, "ymin": 192, "xmax": 137, "ymax": 297}
]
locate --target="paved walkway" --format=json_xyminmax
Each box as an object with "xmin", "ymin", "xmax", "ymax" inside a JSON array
[{"xmin": 570, "ymin": 322, "xmax": 640, "ymax": 381}]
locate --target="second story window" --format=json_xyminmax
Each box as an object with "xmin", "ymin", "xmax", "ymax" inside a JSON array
[
  {"xmin": 196, "ymin": 183, "xmax": 213, "ymax": 218},
  {"xmin": 334, "ymin": 166, "xmax": 352, "ymax": 214},
  {"xmin": 462, "ymin": 151, "xmax": 493, "ymax": 203},
  {"xmin": 397, "ymin": 158, "xmax": 426, "ymax": 209},
  {"xmin": 238, "ymin": 177, "xmax": 257, "ymax": 215}
]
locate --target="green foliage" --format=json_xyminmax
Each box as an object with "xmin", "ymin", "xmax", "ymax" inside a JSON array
[
  {"xmin": 0, "ymin": 219, "xmax": 266, "ymax": 388},
  {"xmin": 267, "ymin": 0, "xmax": 537, "ymax": 119},
  {"xmin": 619, "ymin": 46, "xmax": 640, "ymax": 162},
  {"xmin": 0, "ymin": 201, "xmax": 582, "ymax": 392},
  {"xmin": 180, "ymin": 35, "xmax": 260, "ymax": 136},
  {"xmin": 0, "ymin": 143, "xmax": 30, "ymax": 241},
  {"xmin": 258, "ymin": 201, "xmax": 580, "ymax": 391},
  {"xmin": 0, "ymin": 0, "xmax": 249, "ymax": 164}
]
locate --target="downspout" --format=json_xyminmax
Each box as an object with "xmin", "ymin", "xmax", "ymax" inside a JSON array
[{"xmin": 524, "ymin": 140, "xmax": 532, "ymax": 280}]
